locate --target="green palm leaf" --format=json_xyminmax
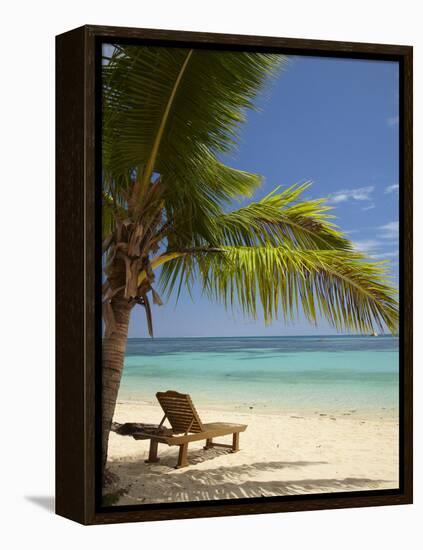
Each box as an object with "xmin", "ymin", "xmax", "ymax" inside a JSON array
[
  {"xmin": 211, "ymin": 182, "xmax": 354, "ymax": 250},
  {"xmin": 103, "ymin": 45, "xmax": 286, "ymax": 220},
  {"xmin": 159, "ymin": 246, "xmax": 398, "ymax": 333},
  {"xmin": 102, "ymin": 46, "xmax": 398, "ymax": 336}
]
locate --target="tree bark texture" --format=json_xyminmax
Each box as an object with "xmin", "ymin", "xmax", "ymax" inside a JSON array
[{"xmin": 102, "ymin": 297, "xmax": 132, "ymax": 473}]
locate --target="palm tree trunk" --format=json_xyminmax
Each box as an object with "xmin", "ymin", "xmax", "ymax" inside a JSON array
[{"xmin": 102, "ymin": 297, "xmax": 132, "ymax": 476}]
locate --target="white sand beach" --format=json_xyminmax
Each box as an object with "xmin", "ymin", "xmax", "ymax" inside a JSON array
[{"xmin": 105, "ymin": 401, "xmax": 399, "ymax": 505}]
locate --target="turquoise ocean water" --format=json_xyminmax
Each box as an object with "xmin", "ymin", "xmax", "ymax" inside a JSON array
[{"xmin": 118, "ymin": 336, "xmax": 399, "ymax": 413}]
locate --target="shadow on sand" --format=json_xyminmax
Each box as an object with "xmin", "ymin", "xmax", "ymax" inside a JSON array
[{"xmin": 108, "ymin": 449, "xmax": 392, "ymax": 504}]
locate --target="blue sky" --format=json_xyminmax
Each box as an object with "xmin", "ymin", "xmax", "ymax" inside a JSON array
[{"xmin": 127, "ymin": 54, "xmax": 399, "ymax": 338}]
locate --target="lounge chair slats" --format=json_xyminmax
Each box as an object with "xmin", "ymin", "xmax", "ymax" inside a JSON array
[
  {"xmin": 137, "ymin": 390, "xmax": 247, "ymax": 468},
  {"xmin": 156, "ymin": 391, "xmax": 204, "ymax": 433}
]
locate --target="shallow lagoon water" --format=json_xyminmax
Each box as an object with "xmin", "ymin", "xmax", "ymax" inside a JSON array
[{"xmin": 118, "ymin": 336, "xmax": 399, "ymax": 412}]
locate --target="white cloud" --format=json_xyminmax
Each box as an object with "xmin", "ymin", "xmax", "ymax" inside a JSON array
[
  {"xmin": 352, "ymin": 239, "xmax": 380, "ymax": 254},
  {"xmin": 362, "ymin": 203, "xmax": 375, "ymax": 211},
  {"xmin": 329, "ymin": 186, "xmax": 374, "ymax": 204},
  {"xmin": 350, "ymin": 225, "xmax": 399, "ymax": 261},
  {"xmin": 378, "ymin": 221, "xmax": 399, "ymax": 240},
  {"xmin": 387, "ymin": 115, "xmax": 399, "ymax": 127},
  {"xmin": 385, "ymin": 184, "xmax": 399, "ymax": 194}
]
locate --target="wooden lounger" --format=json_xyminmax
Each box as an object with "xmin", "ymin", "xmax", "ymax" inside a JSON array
[{"xmin": 133, "ymin": 390, "xmax": 247, "ymax": 469}]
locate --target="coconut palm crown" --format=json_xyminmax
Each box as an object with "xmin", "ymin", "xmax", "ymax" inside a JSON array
[{"xmin": 100, "ymin": 45, "xmax": 398, "ymax": 472}]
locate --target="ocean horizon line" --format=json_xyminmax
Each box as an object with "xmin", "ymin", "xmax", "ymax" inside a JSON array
[{"xmin": 126, "ymin": 334, "xmax": 397, "ymax": 340}]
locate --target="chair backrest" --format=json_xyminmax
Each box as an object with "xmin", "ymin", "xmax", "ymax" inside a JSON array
[{"xmin": 156, "ymin": 390, "xmax": 204, "ymax": 434}]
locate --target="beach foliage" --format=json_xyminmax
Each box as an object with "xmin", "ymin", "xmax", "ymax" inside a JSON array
[{"xmin": 102, "ymin": 45, "xmax": 398, "ymax": 336}]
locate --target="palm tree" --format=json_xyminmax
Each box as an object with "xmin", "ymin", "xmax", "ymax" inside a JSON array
[{"xmin": 101, "ymin": 45, "xmax": 398, "ymax": 475}]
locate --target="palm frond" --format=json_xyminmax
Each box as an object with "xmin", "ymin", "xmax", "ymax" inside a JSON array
[
  {"xmin": 212, "ymin": 182, "xmax": 353, "ymax": 250},
  {"xmin": 159, "ymin": 246, "xmax": 398, "ymax": 334},
  {"xmin": 102, "ymin": 46, "xmax": 286, "ymax": 213},
  {"xmin": 102, "ymin": 46, "xmax": 399, "ymax": 338}
]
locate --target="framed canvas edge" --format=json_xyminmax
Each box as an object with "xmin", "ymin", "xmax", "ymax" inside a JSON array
[{"xmin": 55, "ymin": 24, "xmax": 413, "ymax": 526}]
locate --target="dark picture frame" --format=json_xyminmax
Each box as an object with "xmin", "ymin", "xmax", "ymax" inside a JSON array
[{"xmin": 56, "ymin": 24, "xmax": 413, "ymax": 525}]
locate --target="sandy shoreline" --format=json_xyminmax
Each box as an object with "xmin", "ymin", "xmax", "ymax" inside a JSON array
[{"xmin": 106, "ymin": 401, "xmax": 399, "ymax": 506}]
